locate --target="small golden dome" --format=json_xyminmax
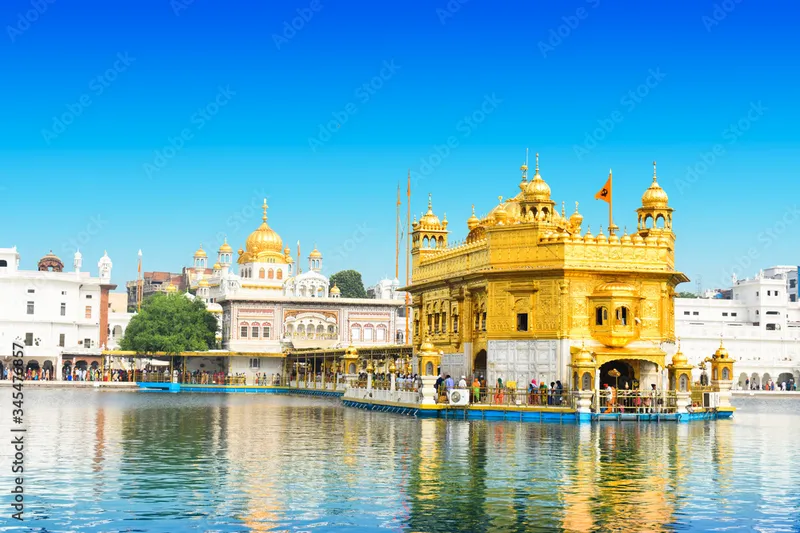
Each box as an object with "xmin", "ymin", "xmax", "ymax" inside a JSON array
[
  {"xmin": 419, "ymin": 338, "xmax": 436, "ymax": 354},
  {"xmin": 245, "ymin": 199, "xmax": 284, "ymax": 256},
  {"xmin": 672, "ymin": 341, "xmax": 688, "ymax": 365},
  {"xmin": 194, "ymin": 245, "xmax": 207, "ymax": 258},
  {"xmin": 309, "ymin": 247, "xmax": 322, "ymax": 258},
  {"xmin": 330, "ymin": 283, "xmax": 341, "ymax": 295},
  {"xmin": 419, "ymin": 193, "xmax": 441, "ymax": 228},
  {"xmin": 165, "ymin": 283, "xmax": 177, "ymax": 294},
  {"xmin": 632, "ymin": 233, "xmax": 645, "ymax": 245},
  {"xmin": 594, "ymin": 280, "xmax": 637, "ymax": 294},
  {"xmin": 575, "ymin": 343, "xmax": 594, "ymax": 363},
  {"xmin": 642, "ymin": 161, "xmax": 669, "ymax": 208},
  {"xmin": 492, "ymin": 197, "xmax": 509, "ymax": 225},
  {"xmin": 621, "ymin": 230, "xmax": 633, "ymax": 245},
  {"xmin": 596, "ymin": 226, "xmax": 608, "ymax": 244},
  {"xmin": 714, "ymin": 341, "xmax": 730, "ymax": 359},
  {"xmin": 569, "ymin": 201, "xmax": 583, "ymax": 228},
  {"xmin": 198, "ymin": 279, "xmax": 209, "ymax": 287},
  {"xmin": 343, "ymin": 345, "xmax": 359, "ymax": 358},
  {"xmin": 218, "ymin": 238, "xmax": 233, "ymax": 254},
  {"xmin": 524, "ymin": 153, "xmax": 552, "ymax": 201},
  {"xmin": 213, "ymin": 262, "xmax": 221, "ymax": 270},
  {"xmin": 388, "ymin": 360, "xmax": 397, "ymax": 373},
  {"xmin": 467, "ymin": 204, "xmax": 480, "ymax": 231},
  {"xmin": 583, "ymin": 226, "xmax": 594, "ymax": 243}
]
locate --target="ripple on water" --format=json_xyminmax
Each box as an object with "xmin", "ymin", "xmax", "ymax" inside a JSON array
[{"xmin": 0, "ymin": 392, "xmax": 798, "ymax": 532}]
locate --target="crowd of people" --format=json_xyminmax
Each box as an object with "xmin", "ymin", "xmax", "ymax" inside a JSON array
[{"xmin": 743, "ymin": 378, "xmax": 797, "ymax": 391}]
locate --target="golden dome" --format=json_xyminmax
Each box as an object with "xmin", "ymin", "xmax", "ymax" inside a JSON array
[
  {"xmin": 583, "ymin": 226, "xmax": 594, "ymax": 243},
  {"xmin": 165, "ymin": 283, "xmax": 177, "ymax": 294},
  {"xmin": 467, "ymin": 204, "xmax": 480, "ymax": 231},
  {"xmin": 419, "ymin": 338, "xmax": 436, "ymax": 355},
  {"xmin": 594, "ymin": 280, "xmax": 637, "ymax": 294},
  {"xmin": 492, "ymin": 196, "xmax": 509, "ymax": 225},
  {"xmin": 595, "ymin": 226, "xmax": 608, "ymax": 244},
  {"xmin": 198, "ymin": 279, "xmax": 209, "ymax": 288},
  {"xmin": 218, "ymin": 238, "xmax": 233, "ymax": 254},
  {"xmin": 343, "ymin": 345, "xmax": 359, "ymax": 358},
  {"xmin": 213, "ymin": 262, "xmax": 221, "ymax": 270},
  {"xmin": 672, "ymin": 340, "xmax": 688, "ymax": 365},
  {"xmin": 642, "ymin": 161, "xmax": 669, "ymax": 208},
  {"xmin": 245, "ymin": 199, "xmax": 284, "ymax": 256},
  {"xmin": 714, "ymin": 340, "xmax": 730, "ymax": 360},
  {"xmin": 632, "ymin": 233, "xmax": 645, "ymax": 245},
  {"xmin": 194, "ymin": 245, "xmax": 207, "ymax": 258},
  {"xmin": 575, "ymin": 343, "xmax": 594, "ymax": 364},
  {"xmin": 621, "ymin": 230, "xmax": 633, "ymax": 245},
  {"xmin": 330, "ymin": 283, "xmax": 341, "ymax": 295},
  {"xmin": 524, "ymin": 153, "xmax": 552, "ymax": 201},
  {"xmin": 418, "ymin": 193, "xmax": 441, "ymax": 228},
  {"xmin": 309, "ymin": 246, "xmax": 322, "ymax": 258}
]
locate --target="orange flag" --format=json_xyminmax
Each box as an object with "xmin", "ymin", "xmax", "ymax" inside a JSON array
[{"xmin": 595, "ymin": 171, "xmax": 612, "ymax": 204}]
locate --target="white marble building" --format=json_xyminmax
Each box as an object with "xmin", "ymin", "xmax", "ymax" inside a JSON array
[
  {"xmin": 675, "ymin": 266, "xmax": 800, "ymax": 389},
  {"xmin": 0, "ymin": 247, "xmax": 132, "ymax": 379},
  {"xmin": 178, "ymin": 199, "xmax": 404, "ymax": 380},
  {"xmin": 368, "ymin": 277, "xmax": 412, "ymax": 344}
]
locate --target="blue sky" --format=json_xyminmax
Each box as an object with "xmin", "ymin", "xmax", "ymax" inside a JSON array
[{"xmin": 0, "ymin": 0, "xmax": 798, "ymax": 292}]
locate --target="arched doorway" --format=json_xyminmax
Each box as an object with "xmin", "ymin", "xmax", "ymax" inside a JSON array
[
  {"xmin": 0, "ymin": 360, "xmax": 4, "ymax": 379},
  {"xmin": 25, "ymin": 360, "xmax": 40, "ymax": 372},
  {"xmin": 474, "ymin": 349, "xmax": 487, "ymax": 379},
  {"xmin": 738, "ymin": 372, "xmax": 749, "ymax": 389},
  {"xmin": 777, "ymin": 372, "xmax": 794, "ymax": 389},
  {"xmin": 599, "ymin": 360, "xmax": 635, "ymax": 390},
  {"xmin": 42, "ymin": 360, "xmax": 54, "ymax": 380},
  {"xmin": 62, "ymin": 362, "xmax": 73, "ymax": 380},
  {"xmin": 750, "ymin": 372, "xmax": 761, "ymax": 389},
  {"xmin": 762, "ymin": 373, "xmax": 772, "ymax": 389}
]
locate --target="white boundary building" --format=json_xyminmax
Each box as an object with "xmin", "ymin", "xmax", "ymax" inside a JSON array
[{"xmin": 675, "ymin": 266, "xmax": 800, "ymax": 389}]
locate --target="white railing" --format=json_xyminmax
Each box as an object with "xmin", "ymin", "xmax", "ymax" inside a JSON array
[{"xmin": 344, "ymin": 387, "xmax": 421, "ymax": 405}]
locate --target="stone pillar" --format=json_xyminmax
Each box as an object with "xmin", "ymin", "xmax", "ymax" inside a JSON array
[
  {"xmin": 713, "ymin": 380, "xmax": 733, "ymax": 408},
  {"xmin": 576, "ymin": 390, "xmax": 594, "ymax": 422},
  {"xmin": 420, "ymin": 375, "xmax": 438, "ymax": 405},
  {"xmin": 390, "ymin": 372, "xmax": 396, "ymax": 392},
  {"xmin": 367, "ymin": 373, "xmax": 373, "ymax": 391},
  {"xmin": 98, "ymin": 283, "xmax": 117, "ymax": 351}
]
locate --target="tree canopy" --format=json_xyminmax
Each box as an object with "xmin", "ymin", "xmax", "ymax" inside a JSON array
[
  {"xmin": 120, "ymin": 293, "xmax": 218, "ymax": 354},
  {"xmin": 329, "ymin": 270, "xmax": 367, "ymax": 298},
  {"xmin": 676, "ymin": 291, "xmax": 697, "ymax": 298}
]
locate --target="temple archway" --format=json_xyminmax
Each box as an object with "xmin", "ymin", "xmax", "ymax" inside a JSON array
[
  {"xmin": 777, "ymin": 372, "xmax": 794, "ymax": 388},
  {"xmin": 25, "ymin": 360, "xmax": 40, "ymax": 372},
  {"xmin": 42, "ymin": 360, "xmax": 54, "ymax": 379},
  {"xmin": 599, "ymin": 360, "xmax": 635, "ymax": 390},
  {"xmin": 738, "ymin": 372, "xmax": 749, "ymax": 389},
  {"xmin": 750, "ymin": 372, "xmax": 761, "ymax": 389},
  {"xmin": 473, "ymin": 349, "xmax": 487, "ymax": 379}
]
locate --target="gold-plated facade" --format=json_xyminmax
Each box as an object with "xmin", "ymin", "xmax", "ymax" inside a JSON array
[{"xmin": 406, "ymin": 155, "xmax": 689, "ymax": 385}]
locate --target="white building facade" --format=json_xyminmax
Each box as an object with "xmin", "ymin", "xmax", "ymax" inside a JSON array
[
  {"xmin": 178, "ymin": 199, "xmax": 404, "ymax": 380},
  {"xmin": 675, "ymin": 266, "xmax": 800, "ymax": 389},
  {"xmin": 0, "ymin": 247, "xmax": 132, "ymax": 379}
]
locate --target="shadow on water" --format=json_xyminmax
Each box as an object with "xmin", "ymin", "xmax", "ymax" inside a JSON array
[{"xmin": 0, "ymin": 391, "xmax": 798, "ymax": 532}]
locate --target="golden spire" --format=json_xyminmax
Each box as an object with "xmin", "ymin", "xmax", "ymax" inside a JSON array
[
  {"xmin": 575, "ymin": 201, "xmax": 579, "ymax": 213},
  {"xmin": 428, "ymin": 192, "xmax": 433, "ymax": 211},
  {"xmin": 535, "ymin": 152, "xmax": 539, "ymax": 174},
  {"xmin": 520, "ymin": 148, "xmax": 529, "ymax": 181},
  {"xmin": 561, "ymin": 201, "xmax": 566, "ymax": 218},
  {"xmin": 653, "ymin": 160, "xmax": 657, "ymax": 182},
  {"xmin": 262, "ymin": 198, "xmax": 268, "ymax": 222},
  {"xmin": 498, "ymin": 195, "xmax": 503, "ymax": 204}
]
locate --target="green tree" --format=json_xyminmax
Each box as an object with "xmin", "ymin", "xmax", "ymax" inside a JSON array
[
  {"xmin": 329, "ymin": 269, "xmax": 367, "ymax": 298},
  {"xmin": 120, "ymin": 293, "xmax": 217, "ymax": 354},
  {"xmin": 677, "ymin": 291, "xmax": 697, "ymax": 298}
]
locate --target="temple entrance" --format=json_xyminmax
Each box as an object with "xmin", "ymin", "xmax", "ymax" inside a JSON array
[
  {"xmin": 473, "ymin": 350, "xmax": 487, "ymax": 379},
  {"xmin": 599, "ymin": 360, "xmax": 635, "ymax": 390},
  {"xmin": 778, "ymin": 372, "xmax": 795, "ymax": 389}
]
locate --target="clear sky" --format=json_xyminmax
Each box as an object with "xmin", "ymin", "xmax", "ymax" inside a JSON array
[{"xmin": 0, "ymin": 0, "xmax": 798, "ymax": 293}]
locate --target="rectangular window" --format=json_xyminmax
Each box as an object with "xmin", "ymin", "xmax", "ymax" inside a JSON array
[
  {"xmin": 86, "ymin": 295, "xmax": 93, "ymax": 299},
  {"xmin": 766, "ymin": 323, "xmax": 777, "ymax": 331},
  {"xmin": 84, "ymin": 338, "xmax": 92, "ymax": 348},
  {"xmin": 453, "ymin": 316, "xmax": 459, "ymax": 333},
  {"xmin": 351, "ymin": 327, "xmax": 361, "ymax": 341},
  {"xmin": 766, "ymin": 311, "xmax": 779, "ymax": 315},
  {"xmin": 27, "ymin": 301, "xmax": 34, "ymax": 315},
  {"xmin": 692, "ymin": 311, "xmax": 699, "ymax": 316},
  {"xmin": 722, "ymin": 312, "xmax": 728, "ymax": 317},
  {"xmin": 60, "ymin": 302, "xmax": 66, "ymax": 316},
  {"xmin": 85, "ymin": 306, "xmax": 92, "ymax": 319},
  {"xmin": 377, "ymin": 328, "xmax": 386, "ymax": 341},
  {"xmin": 252, "ymin": 326, "xmax": 259, "ymax": 338},
  {"xmin": 517, "ymin": 313, "xmax": 528, "ymax": 332},
  {"xmin": 776, "ymin": 291, "xmax": 779, "ymax": 297},
  {"xmin": 240, "ymin": 326, "xmax": 248, "ymax": 338},
  {"xmin": 61, "ymin": 291, "xmax": 67, "ymax": 296},
  {"xmin": 731, "ymin": 312, "xmax": 737, "ymax": 317},
  {"xmin": 757, "ymin": 291, "xmax": 759, "ymax": 296},
  {"xmin": 27, "ymin": 289, "xmax": 35, "ymax": 294},
  {"xmin": 264, "ymin": 326, "xmax": 271, "ymax": 338},
  {"xmin": 364, "ymin": 328, "xmax": 374, "ymax": 341},
  {"xmin": 59, "ymin": 333, "xmax": 65, "ymax": 347},
  {"xmin": 683, "ymin": 311, "xmax": 690, "ymax": 315},
  {"xmin": 25, "ymin": 333, "xmax": 33, "ymax": 346},
  {"xmin": 791, "ymin": 279, "xmax": 797, "ymax": 289},
  {"xmin": 249, "ymin": 358, "xmax": 260, "ymax": 369}
]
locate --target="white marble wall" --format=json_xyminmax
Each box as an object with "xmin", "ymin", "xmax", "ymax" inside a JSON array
[{"xmin": 487, "ymin": 340, "xmax": 558, "ymax": 388}]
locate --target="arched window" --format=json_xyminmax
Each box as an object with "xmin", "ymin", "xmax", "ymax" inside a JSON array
[
  {"xmin": 364, "ymin": 325, "xmax": 374, "ymax": 341},
  {"xmin": 348, "ymin": 363, "xmax": 356, "ymax": 374},
  {"xmin": 316, "ymin": 324, "xmax": 324, "ymax": 334},
  {"xmin": 679, "ymin": 374, "xmax": 689, "ymax": 392},
  {"xmin": 713, "ymin": 368, "xmax": 718, "ymax": 380},
  {"xmin": 351, "ymin": 324, "xmax": 361, "ymax": 341},
  {"xmin": 268, "ymin": 269, "xmax": 274, "ymax": 279},
  {"xmin": 297, "ymin": 324, "xmax": 305, "ymax": 334},
  {"xmin": 377, "ymin": 325, "xmax": 386, "ymax": 341},
  {"xmin": 277, "ymin": 269, "xmax": 283, "ymax": 280},
  {"xmin": 259, "ymin": 268, "xmax": 265, "ymax": 279},
  {"xmin": 582, "ymin": 372, "xmax": 592, "ymax": 391},
  {"xmin": 425, "ymin": 362, "xmax": 434, "ymax": 375},
  {"xmin": 328, "ymin": 325, "xmax": 335, "ymax": 334},
  {"xmin": 252, "ymin": 325, "xmax": 259, "ymax": 338},
  {"xmin": 595, "ymin": 306, "xmax": 608, "ymax": 326},
  {"xmin": 423, "ymin": 236, "xmax": 429, "ymax": 248},
  {"xmin": 0, "ymin": 260, "xmax": 7, "ymax": 267},
  {"xmin": 240, "ymin": 322, "xmax": 249, "ymax": 338},
  {"xmin": 722, "ymin": 368, "xmax": 730, "ymax": 381},
  {"xmin": 615, "ymin": 306, "xmax": 629, "ymax": 326},
  {"xmin": 263, "ymin": 323, "xmax": 271, "ymax": 338},
  {"xmin": 438, "ymin": 236, "xmax": 444, "ymax": 248}
]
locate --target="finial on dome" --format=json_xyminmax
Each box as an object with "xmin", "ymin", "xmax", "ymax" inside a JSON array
[
  {"xmin": 472, "ymin": 204, "xmax": 475, "ymax": 215},
  {"xmin": 498, "ymin": 195, "xmax": 503, "ymax": 204},
  {"xmin": 520, "ymin": 148, "xmax": 529, "ymax": 181},
  {"xmin": 535, "ymin": 152, "xmax": 540, "ymax": 174},
  {"xmin": 428, "ymin": 193, "xmax": 432, "ymax": 210},
  {"xmin": 653, "ymin": 161, "xmax": 657, "ymax": 181},
  {"xmin": 561, "ymin": 201, "xmax": 566, "ymax": 218},
  {"xmin": 262, "ymin": 198, "xmax": 268, "ymax": 222},
  {"xmin": 575, "ymin": 201, "xmax": 579, "ymax": 213}
]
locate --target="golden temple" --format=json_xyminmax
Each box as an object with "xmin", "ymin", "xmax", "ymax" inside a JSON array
[{"xmin": 406, "ymin": 154, "xmax": 692, "ymax": 393}]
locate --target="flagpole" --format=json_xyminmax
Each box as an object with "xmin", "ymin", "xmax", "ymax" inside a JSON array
[
  {"xmin": 137, "ymin": 249, "xmax": 142, "ymax": 312},
  {"xmin": 395, "ymin": 183, "xmax": 400, "ymax": 280},
  {"xmin": 608, "ymin": 169, "xmax": 617, "ymax": 235},
  {"xmin": 405, "ymin": 170, "xmax": 411, "ymax": 346}
]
